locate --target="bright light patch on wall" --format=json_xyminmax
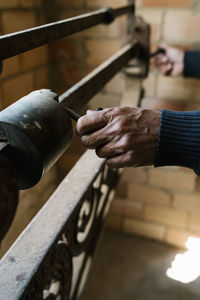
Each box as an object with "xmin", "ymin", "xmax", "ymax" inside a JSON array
[{"xmin": 166, "ymin": 237, "xmax": 200, "ymax": 284}]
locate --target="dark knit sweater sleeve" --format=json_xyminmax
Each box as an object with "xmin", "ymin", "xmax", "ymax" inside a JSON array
[
  {"xmin": 155, "ymin": 110, "xmax": 200, "ymax": 176},
  {"xmin": 183, "ymin": 50, "xmax": 200, "ymax": 78}
]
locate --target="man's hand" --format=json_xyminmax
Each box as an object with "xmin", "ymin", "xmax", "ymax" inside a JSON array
[
  {"xmin": 76, "ymin": 107, "xmax": 161, "ymax": 168},
  {"xmin": 155, "ymin": 44, "xmax": 184, "ymax": 76}
]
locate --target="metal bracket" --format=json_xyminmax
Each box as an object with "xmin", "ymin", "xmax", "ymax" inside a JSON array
[
  {"xmin": 124, "ymin": 16, "xmax": 151, "ymax": 78},
  {"xmin": 103, "ymin": 7, "xmax": 115, "ymax": 24}
]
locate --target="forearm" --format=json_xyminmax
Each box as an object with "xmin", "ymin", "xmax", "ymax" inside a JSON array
[
  {"xmin": 155, "ymin": 110, "xmax": 200, "ymax": 175},
  {"xmin": 183, "ymin": 51, "xmax": 200, "ymax": 79}
]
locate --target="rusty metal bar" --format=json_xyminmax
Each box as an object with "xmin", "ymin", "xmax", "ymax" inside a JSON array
[
  {"xmin": 0, "ymin": 4, "xmax": 134, "ymax": 60},
  {"xmin": 115, "ymin": 3, "xmax": 135, "ymax": 17},
  {"xmin": 59, "ymin": 41, "xmax": 140, "ymax": 111}
]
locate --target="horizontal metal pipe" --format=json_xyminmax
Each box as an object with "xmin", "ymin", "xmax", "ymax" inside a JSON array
[
  {"xmin": 115, "ymin": 4, "xmax": 135, "ymax": 17},
  {"xmin": 59, "ymin": 41, "xmax": 139, "ymax": 112},
  {"xmin": 0, "ymin": 4, "xmax": 134, "ymax": 60}
]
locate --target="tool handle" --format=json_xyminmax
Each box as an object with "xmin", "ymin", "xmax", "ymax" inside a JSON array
[
  {"xmin": 65, "ymin": 107, "xmax": 81, "ymax": 121},
  {"xmin": 148, "ymin": 48, "xmax": 166, "ymax": 59},
  {"xmin": 148, "ymin": 48, "xmax": 174, "ymax": 75}
]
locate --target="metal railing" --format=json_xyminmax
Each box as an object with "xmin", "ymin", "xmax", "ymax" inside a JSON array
[
  {"xmin": 0, "ymin": 4, "xmax": 134, "ymax": 60},
  {"xmin": 59, "ymin": 42, "xmax": 140, "ymax": 110},
  {"xmin": 0, "ymin": 151, "xmax": 122, "ymax": 299},
  {"xmin": 0, "ymin": 2, "xmax": 149, "ymax": 299}
]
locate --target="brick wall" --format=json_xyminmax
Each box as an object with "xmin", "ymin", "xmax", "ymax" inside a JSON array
[{"xmin": 107, "ymin": 0, "xmax": 200, "ymax": 249}]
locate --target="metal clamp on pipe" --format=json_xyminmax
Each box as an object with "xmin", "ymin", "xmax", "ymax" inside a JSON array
[
  {"xmin": 0, "ymin": 89, "xmax": 73, "ymax": 190},
  {"xmin": 103, "ymin": 7, "xmax": 115, "ymax": 24}
]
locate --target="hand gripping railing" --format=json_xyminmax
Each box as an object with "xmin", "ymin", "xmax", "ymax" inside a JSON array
[{"xmin": 0, "ymin": 2, "xmax": 150, "ymax": 299}]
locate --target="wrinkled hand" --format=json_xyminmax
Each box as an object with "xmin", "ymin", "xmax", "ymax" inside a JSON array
[
  {"xmin": 155, "ymin": 44, "xmax": 184, "ymax": 76},
  {"xmin": 76, "ymin": 107, "xmax": 161, "ymax": 168}
]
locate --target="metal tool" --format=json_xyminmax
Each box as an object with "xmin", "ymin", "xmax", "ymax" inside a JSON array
[{"xmin": 65, "ymin": 107, "xmax": 81, "ymax": 122}]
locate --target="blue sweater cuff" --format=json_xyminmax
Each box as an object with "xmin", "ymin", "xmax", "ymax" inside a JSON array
[
  {"xmin": 184, "ymin": 51, "xmax": 200, "ymax": 78},
  {"xmin": 155, "ymin": 109, "xmax": 200, "ymax": 176}
]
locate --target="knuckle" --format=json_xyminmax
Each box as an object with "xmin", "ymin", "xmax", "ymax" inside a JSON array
[
  {"xmin": 76, "ymin": 116, "xmax": 87, "ymax": 135},
  {"xmin": 113, "ymin": 121, "xmax": 123, "ymax": 134},
  {"xmin": 111, "ymin": 107, "xmax": 122, "ymax": 119},
  {"xmin": 113, "ymin": 107, "xmax": 121, "ymax": 115},
  {"xmin": 127, "ymin": 151, "xmax": 134, "ymax": 162},
  {"xmin": 111, "ymin": 118, "xmax": 127, "ymax": 134},
  {"xmin": 81, "ymin": 135, "xmax": 88, "ymax": 146},
  {"xmin": 76, "ymin": 120, "xmax": 82, "ymax": 135},
  {"xmin": 81, "ymin": 136, "xmax": 93, "ymax": 148},
  {"xmin": 120, "ymin": 135, "xmax": 131, "ymax": 151}
]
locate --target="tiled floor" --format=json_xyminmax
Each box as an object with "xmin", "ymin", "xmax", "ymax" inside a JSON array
[{"xmin": 83, "ymin": 229, "xmax": 200, "ymax": 300}]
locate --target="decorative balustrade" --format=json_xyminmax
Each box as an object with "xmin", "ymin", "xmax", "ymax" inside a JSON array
[
  {"xmin": 0, "ymin": 2, "xmax": 150, "ymax": 299},
  {"xmin": 0, "ymin": 151, "xmax": 122, "ymax": 299}
]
